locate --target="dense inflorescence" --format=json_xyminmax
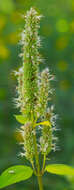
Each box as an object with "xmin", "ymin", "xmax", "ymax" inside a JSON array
[
  {"xmin": 14, "ymin": 8, "xmax": 57, "ymax": 164},
  {"xmin": 19, "ymin": 122, "xmax": 35, "ymax": 163},
  {"xmin": 36, "ymin": 68, "xmax": 50, "ymax": 118}
]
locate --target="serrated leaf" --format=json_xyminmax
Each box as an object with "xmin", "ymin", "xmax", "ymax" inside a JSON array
[
  {"xmin": 45, "ymin": 164, "xmax": 74, "ymax": 176},
  {"xmin": 14, "ymin": 115, "xmax": 27, "ymax": 124},
  {"xmin": 0, "ymin": 165, "xmax": 33, "ymax": 189},
  {"xmin": 36, "ymin": 121, "xmax": 51, "ymax": 127}
]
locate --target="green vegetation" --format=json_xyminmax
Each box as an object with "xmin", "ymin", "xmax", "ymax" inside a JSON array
[{"xmin": 0, "ymin": 7, "xmax": 74, "ymax": 190}]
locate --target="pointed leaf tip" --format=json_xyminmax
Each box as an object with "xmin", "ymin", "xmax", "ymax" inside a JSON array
[
  {"xmin": 36, "ymin": 121, "xmax": 51, "ymax": 127},
  {"xmin": 0, "ymin": 165, "xmax": 33, "ymax": 189}
]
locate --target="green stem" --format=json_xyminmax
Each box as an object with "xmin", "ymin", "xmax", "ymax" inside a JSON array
[
  {"xmin": 42, "ymin": 154, "xmax": 46, "ymax": 174},
  {"xmin": 37, "ymin": 175, "xmax": 44, "ymax": 190}
]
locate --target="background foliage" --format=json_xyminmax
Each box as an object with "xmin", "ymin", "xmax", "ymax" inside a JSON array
[{"xmin": 0, "ymin": 0, "xmax": 74, "ymax": 189}]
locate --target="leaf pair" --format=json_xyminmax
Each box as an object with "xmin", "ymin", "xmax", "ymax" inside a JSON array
[{"xmin": 0, "ymin": 164, "xmax": 74, "ymax": 189}]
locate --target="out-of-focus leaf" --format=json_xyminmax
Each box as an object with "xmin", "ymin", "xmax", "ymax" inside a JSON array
[
  {"xmin": 45, "ymin": 164, "xmax": 74, "ymax": 176},
  {"xmin": 0, "ymin": 0, "xmax": 14, "ymax": 14},
  {"xmin": 0, "ymin": 44, "xmax": 10, "ymax": 59}
]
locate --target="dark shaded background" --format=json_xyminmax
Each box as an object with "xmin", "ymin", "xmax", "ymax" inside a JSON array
[{"xmin": 0, "ymin": 0, "xmax": 74, "ymax": 189}]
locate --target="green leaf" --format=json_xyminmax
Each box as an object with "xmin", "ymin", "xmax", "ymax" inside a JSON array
[
  {"xmin": 45, "ymin": 164, "xmax": 74, "ymax": 176},
  {"xmin": 14, "ymin": 115, "xmax": 27, "ymax": 124},
  {"xmin": 36, "ymin": 121, "xmax": 51, "ymax": 127},
  {"xmin": 0, "ymin": 165, "xmax": 33, "ymax": 189}
]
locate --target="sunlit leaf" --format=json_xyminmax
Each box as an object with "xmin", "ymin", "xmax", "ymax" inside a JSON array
[
  {"xmin": 36, "ymin": 121, "xmax": 51, "ymax": 127},
  {"xmin": 45, "ymin": 164, "xmax": 74, "ymax": 176},
  {"xmin": 14, "ymin": 115, "xmax": 27, "ymax": 124},
  {"xmin": 0, "ymin": 165, "xmax": 33, "ymax": 189}
]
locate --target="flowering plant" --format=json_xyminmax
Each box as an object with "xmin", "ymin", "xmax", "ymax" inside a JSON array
[{"xmin": 0, "ymin": 8, "xmax": 74, "ymax": 190}]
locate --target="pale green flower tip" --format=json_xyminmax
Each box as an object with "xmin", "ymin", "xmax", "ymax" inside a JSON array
[{"xmin": 25, "ymin": 7, "xmax": 42, "ymax": 22}]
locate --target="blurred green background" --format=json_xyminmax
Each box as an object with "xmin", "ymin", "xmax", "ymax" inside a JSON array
[{"xmin": 0, "ymin": 0, "xmax": 74, "ymax": 189}]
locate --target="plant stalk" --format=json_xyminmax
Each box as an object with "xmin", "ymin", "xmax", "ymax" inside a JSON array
[
  {"xmin": 42, "ymin": 154, "xmax": 46, "ymax": 174},
  {"xmin": 37, "ymin": 175, "xmax": 44, "ymax": 190}
]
